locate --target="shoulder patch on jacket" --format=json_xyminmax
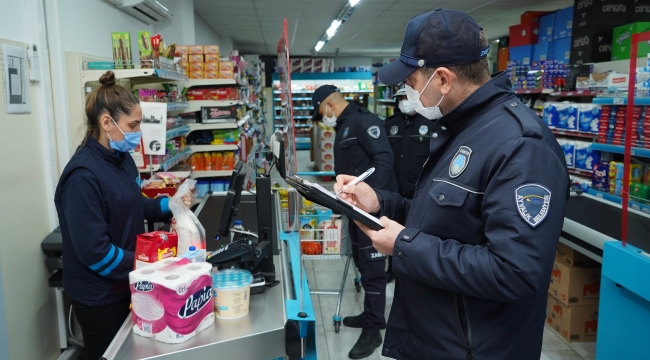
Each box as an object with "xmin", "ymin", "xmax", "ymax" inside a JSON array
[{"xmin": 504, "ymin": 101, "xmax": 542, "ymax": 139}]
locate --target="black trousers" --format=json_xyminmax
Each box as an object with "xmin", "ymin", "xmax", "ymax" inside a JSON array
[
  {"xmin": 349, "ymin": 220, "xmax": 387, "ymax": 335},
  {"xmin": 72, "ymin": 297, "xmax": 131, "ymax": 360}
]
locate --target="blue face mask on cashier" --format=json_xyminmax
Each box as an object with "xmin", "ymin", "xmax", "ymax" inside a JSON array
[{"xmin": 108, "ymin": 117, "xmax": 142, "ymax": 152}]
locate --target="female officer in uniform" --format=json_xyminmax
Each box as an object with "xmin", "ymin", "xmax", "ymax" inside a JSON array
[{"xmin": 54, "ymin": 71, "xmax": 192, "ymax": 360}]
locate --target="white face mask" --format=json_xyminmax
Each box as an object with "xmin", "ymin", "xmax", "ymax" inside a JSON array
[
  {"xmin": 398, "ymin": 100, "xmax": 415, "ymax": 115},
  {"xmin": 322, "ymin": 106, "xmax": 337, "ymax": 127},
  {"xmin": 404, "ymin": 73, "xmax": 445, "ymax": 120}
]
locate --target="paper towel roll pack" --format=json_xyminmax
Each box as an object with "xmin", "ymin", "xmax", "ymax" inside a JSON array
[{"xmin": 129, "ymin": 258, "xmax": 214, "ymax": 343}]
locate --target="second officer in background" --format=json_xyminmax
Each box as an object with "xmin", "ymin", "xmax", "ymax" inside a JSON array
[
  {"xmin": 383, "ymin": 88, "xmax": 430, "ymax": 282},
  {"xmin": 312, "ymin": 85, "xmax": 397, "ymax": 359}
]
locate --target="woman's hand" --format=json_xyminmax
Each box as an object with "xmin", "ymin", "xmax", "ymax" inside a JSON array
[
  {"xmin": 333, "ymin": 175, "xmax": 381, "ymax": 214},
  {"xmin": 182, "ymin": 186, "xmax": 195, "ymax": 208}
]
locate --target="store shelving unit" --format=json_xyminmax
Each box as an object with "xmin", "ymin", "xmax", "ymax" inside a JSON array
[
  {"xmin": 165, "ymin": 125, "xmax": 191, "ymax": 140},
  {"xmin": 80, "ymin": 68, "xmax": 187, "ymax": 85},
  {"xmin": 593, "ymin": 97, "xmax": 650, "ymax": 105},
  {"xmin": 181, "ymin": 100, "xmax": 241, "ymax": 114},
  {"xmin": 551, "ymin": 129, "xmax": 597, "ymax": 139},
  {"xmin": 189, "ymin": 144, "xmax": 239, "ymax": 153},
  {"xmin": 586, "ymin": 188, "xmax": 650, "ymax": 215},
  {"xmin": 190, "ymin": 170, "xmax": 234, "ymax": 179},
  {"xmin": 590, "ymin": 143, "xmax": 650, "ymax": 158},
  {"xmin": 187, "ymin": 123, "xmax": 238, "ymax": 131},
  {"xmin": 271, "ymin": 72, "xmax": 374, "ymax": 150}
]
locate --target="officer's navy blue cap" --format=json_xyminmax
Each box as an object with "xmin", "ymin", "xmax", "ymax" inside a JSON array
[
  {"xmin": 378, "ymin": 9, "xmax": 490, "ymax": 86},
  {"xmin": 311, "ymin": 85, "xmax": 339, "ymax": 120}
]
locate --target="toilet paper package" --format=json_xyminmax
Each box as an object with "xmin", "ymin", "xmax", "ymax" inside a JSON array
[
  {"xmin": 556, "ymin": 102, "xmax": 578, "ymax": 130},
  {"xmin": 543, "ymin": 102, "xmax": 559, "ymax": 128},
  {"xmin": 574, "ymin": 141, "xmax": 601, "ymax": 171},
  {"xmin": 558, "ymin": 139, "xmax": 575, "ymax": 168},
  {"xmin": 129, "ymin": 258, "xmax": 214, "ymax": 343},
  {"xmin": 578, "ymin": 104, "xmax": 602, "ymax": 133}
]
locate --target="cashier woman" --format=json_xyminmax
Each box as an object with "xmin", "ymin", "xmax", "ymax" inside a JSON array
[{"xmin": 54, "ymin": 71, "xmax": 193, "ymax": 360}]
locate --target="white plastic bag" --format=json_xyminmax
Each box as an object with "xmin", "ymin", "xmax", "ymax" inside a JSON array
[{"xmin": 170, "ymin": 179, "xmax": 206, "ymax": 254}]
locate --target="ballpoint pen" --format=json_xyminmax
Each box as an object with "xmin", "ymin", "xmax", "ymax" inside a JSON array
[{"xmin": 336, "ymin": 167, "xmax": 375, "ymax": 196}]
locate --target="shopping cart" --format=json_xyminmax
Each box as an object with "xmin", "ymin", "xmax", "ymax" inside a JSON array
[{"xmin": 299, "ymin": 207, "xmax": 361, "ymax": 333}]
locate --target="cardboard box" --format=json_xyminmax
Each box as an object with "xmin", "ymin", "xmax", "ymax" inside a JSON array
[
  {"xmin": 589, "ymin": 72, "xmax": 629, "ymax": 89},
  {"xmin": 539, "ymin": 12, "xmax": 556, "ymax": 43},
  {"xmin": 201, "ymin": 105, "xmax": 240, "ymax": 123},
  {"xmin": 175, "ymin": 45, "xmax": 188, "ymax": 56},
  {"xmin": 521, "ymin": 11, "xmax": 549, "ymax": 24},
  {"xmin": 219, "ymin": 70, "xmax": 234, "ymax": 79},
  {"xmin": 549, "ymin": 260, "xmax": 601, "ymax": 306},
  {"xmin": 509, "ymin": 22, "xmax": 540, "ymax": 47},
  {"xmin": 498, "ymin": 48, "xmax": 509, "ymax": 71},
  {"xmin": 628, "ymin": 0, "xmax": 650, "ymax": 22},
  {"xmin": 612, "ymin": 22, "xmax": 650, "ymax": 61},
  {"xmin": 205, "ymin": 61, "xmax": 219, "ymax": 72},
  {"xmin": 556, "ymin": 242, "xmax": 600, "ymax": 267},
  {"xmin": 553, "ymin": 6, "xmax": 574, "ymax": 40},
  {"xmin": 205, "ymin": 71, "xmax": 220, "ymax": 79},
  {"xmin": 205, "ymin": 53, "xmax": 219, "ymax": 62},
  {"xmin": 533, "ymin": 41, "xmax": 554, "ymax": 61},
  {"xmin": 546, "ymin": 294, "xmax": 599, "ymax": 342},
  {"xmin": 573, "ymin": 0, "xmax": 628, "ymax": 29},
  {"xmin": 204, "ymin": 45, "xmax": 219, "ymax": 54},
  {"xmin": 220, "ymin": 61, "xmax": 235, "ymax": 72},
  {"xmin": 189, "ymin": 45, "xmax": 204, "ymax": 54},
  {"xmin": 189, "ymin": 54, "xmax": 204, "ymax": 63},
  {"xmin": 570, "ymin": 26, "xmax": 613, "ymax": 64},
  {"xmin": 190, "ymin": 71, "xmax": 205, "ymax": 79},
  {"xmin": 189, "ymin": 62, "xmax": 205, "ymax": 72},
  {"xmin": 509, "ymin": 44, "xmax": 533, "ymax": 65},
  {"xmin": 554, "ymin": 37, "xmax": 572, "ymax": 63}
]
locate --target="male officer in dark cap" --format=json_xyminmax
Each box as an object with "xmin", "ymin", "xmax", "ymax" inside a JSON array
[
  {"xmin": 334, "ymin": 9, "xmax": 568, "ymax": 360},
  {"xmin": 383, "ymin": 87, "xmax": 431, "ymax": 282},
  {"xmin": 312, "ymin": 85, "xmax": 397, "ymax": 359}
]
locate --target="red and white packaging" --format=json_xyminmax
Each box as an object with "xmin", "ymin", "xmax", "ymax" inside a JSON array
[{"xmin": 134, "ymin": 231, "xmax": 178, "ymax": 269}]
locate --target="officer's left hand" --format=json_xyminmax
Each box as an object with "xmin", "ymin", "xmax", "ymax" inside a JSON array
[
  {"xmin": 354, "ymin": 216, "xmax": 405, "ymax": 255},
  {"xmin": 182, "ymin": 186, "xmax": 195, "ymax": 208}
]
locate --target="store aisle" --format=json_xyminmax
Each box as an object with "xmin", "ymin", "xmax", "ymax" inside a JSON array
[{"xmin": 294, "ymin": 151, "xmax": 596, "ymax": 360}]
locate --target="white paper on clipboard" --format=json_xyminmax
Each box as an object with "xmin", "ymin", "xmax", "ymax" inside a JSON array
[{"xmin": 302, "ymin": 179, "xmax": 384, "ymax": 229}]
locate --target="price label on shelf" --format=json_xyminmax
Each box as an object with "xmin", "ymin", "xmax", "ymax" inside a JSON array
[
  {"xmin": 566, "ymin": 92, "xmax": 574, "ymax": 96},
  {"xmin": 613, "ymin": 98, "xmax": 625, "ymax": 105},
  {"xmin": 525, "ymin": 90, "xmax": 531, "ymax": 94}
]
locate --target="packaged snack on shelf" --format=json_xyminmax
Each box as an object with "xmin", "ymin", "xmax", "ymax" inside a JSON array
[
  {"xmin": 643, "ymin": 165, "xmax": 650, "ymax": 184},
  {"xmin": 190, "ymin": 71, "xmax": 205, "ymax": 79},
  {"xmin": 187, "ymin": 89, "xmax": 214, "ymax": 101},
  {"xmin": 202, "ymin": 153, "xmax": 211, "ymax": 171},
  {"xmin": 204, "ymin": 45, "xmax": 219, "ymax": 54},
  {"xmin": 175, "ymin": 45, "xmax": 188, "ymax": 56},
  {"xmin": 631, "ymin": 164, "xmax": 643, "ymax": 183},
  {"xmin": 223, "ymin": 151, "xmax": 235, "ymax": 170},
  {"xmin": 631, "ymin": 182, "xmax": 650, "ymax": 203},
  {"xmin": 189, "ymin": 45, "xmax": 204, "ymax": 55},
  {"xmin": 200, "ymin": 105, "xmax": 240, "ymax": 123},
  {"xmin": 205, "ymin": 62, "xmax": 219, "ymax": 72},
  {"xmin": 205, "ymin": 71, "xmax": 220, "ymax": 79},
  {"xmin": 189, "ymin": 54, "xmax": 204, "ymax": 63},
  {"xmin": 214, "ymin": 88, "xmax": 238, "ymax": 100},
  {"xmin": 219, "ymin": 70, "xmax": 234, "ymax": 79},
  {"xmin": 205, "ymin": 53, "xmax": 219, "ymax": 62},
  {"xmin": 134, "ymin": 231, "xmax": 178, "ymax": 269},
  {"xmin": 190, "ymin": 62, "xmax": 205, "ymax": 72},
  {"xmin": 219, "ymin": 61, "xmax": 235, "ymax": 72},
  {"xmin": 592, "ymin": 163, "xmax": 609, "ymax": 192},
  {"xmin": 111, "ymin": 32, "xmax": 133, "ymax": 69},
  {"xmin": 211, "ymin": 129, "xmax": 238, "ymax": 144},
  {"xmin": 137, "ymin": 31, "xmax": 153, "ymax": 68}
]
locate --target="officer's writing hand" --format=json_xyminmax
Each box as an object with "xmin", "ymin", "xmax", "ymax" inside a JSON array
[
  {"xmin": 355, "ymin": 217, "xmax": 404, "ymax": 256},
  {"xmin": 334, "ymin": 175, "xmax": 380, "ymax": 214}
]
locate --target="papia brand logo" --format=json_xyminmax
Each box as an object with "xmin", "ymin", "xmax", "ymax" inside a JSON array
[
  {"xmin": 583, "ymin": 275, "xmax": 600, "ymax": 296},
  {"xmin": 551, "ymin": 265, "xmax": 562, "ymax": 283},
  {"xmin": 637, "ymin": 5, "xmax": 650, "ymax": 13},
  {"xmin": 553, "ymin": 304, "xmax": 563, "ymax": 319},
  {"xmin": 178, "ymin": 286, "xmax": 213, "ymax": 319},
  {"xmin": 134, "ymin": 281, "xmax": 154, "ymax": 292},
  {"xmin": 584, "ymin": 312, "xmax": 598, "ymax": 334},
  {"xmin": 574, "ymin": 36, "xmax": 590, "ymax": 48},
  {"xmin": 576, "ymin": 0, "xmax": 592, "ymax": 10},
  {"xmin": 617, "ymin": 31, "xmax": 631, "ymax": 44},
  {"xmin": 602, "ymin": 4, "xmax": 626, "ymax": 12},
  {"xmin": 137, "ymin": 253, "xmax": 150, "ymax": 262},
  {"xmin": 598, "ymin": 44, "xmax": 612, "ymax": 52},
  {"xmin": 157, "ymin": 247, "xmax": 176, "ymax": 260}
]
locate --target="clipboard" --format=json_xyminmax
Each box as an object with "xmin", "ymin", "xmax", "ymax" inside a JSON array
[{"xmin": 285, "ymin": 175, "xmax": 385, "ymax": 231}]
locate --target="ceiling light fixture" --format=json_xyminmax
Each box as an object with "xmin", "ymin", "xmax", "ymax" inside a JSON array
[{"xmin": 313, "ymin": 0, "xmax": 361, "ymax": 52}]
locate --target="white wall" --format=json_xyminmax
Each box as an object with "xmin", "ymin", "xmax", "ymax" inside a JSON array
[
  {"xmin": 194, "ymin": 13, "xmax": 220, "ymax": 46},
  {"xmin": 220, "ymin": 37, "xmax": 234, "ymax": 57},
  {"xmin": 0, "ymin": 0, "xmax": 60, "ymax": 351},
  {"xmin": 154, "ymin": 0, "xmax": 195, "ymax": 45}
]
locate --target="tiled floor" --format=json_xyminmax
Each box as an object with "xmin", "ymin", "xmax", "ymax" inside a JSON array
[
  {"xmin": 305, "ymin": 258, "xmax": 596, "ymax": 360},
  {"xmin": 294, "ymin": 150, "xmax": 596, "ymax": 360}
]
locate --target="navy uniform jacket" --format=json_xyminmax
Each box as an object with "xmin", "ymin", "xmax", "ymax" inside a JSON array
[
  {"xmin": 384, "ymin": 112, "xmax": 431, "ymax": 199},
  {"xmin": 334, "ymin": 102, "xmax": 397, "ymax": 192},
  {"xmin": 377, "ymin": 72, "xmax": 569, "ymax": 360},
  {"xmin": 54, "ymin": 137, "xmax": 167, "ymax": 306}
]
